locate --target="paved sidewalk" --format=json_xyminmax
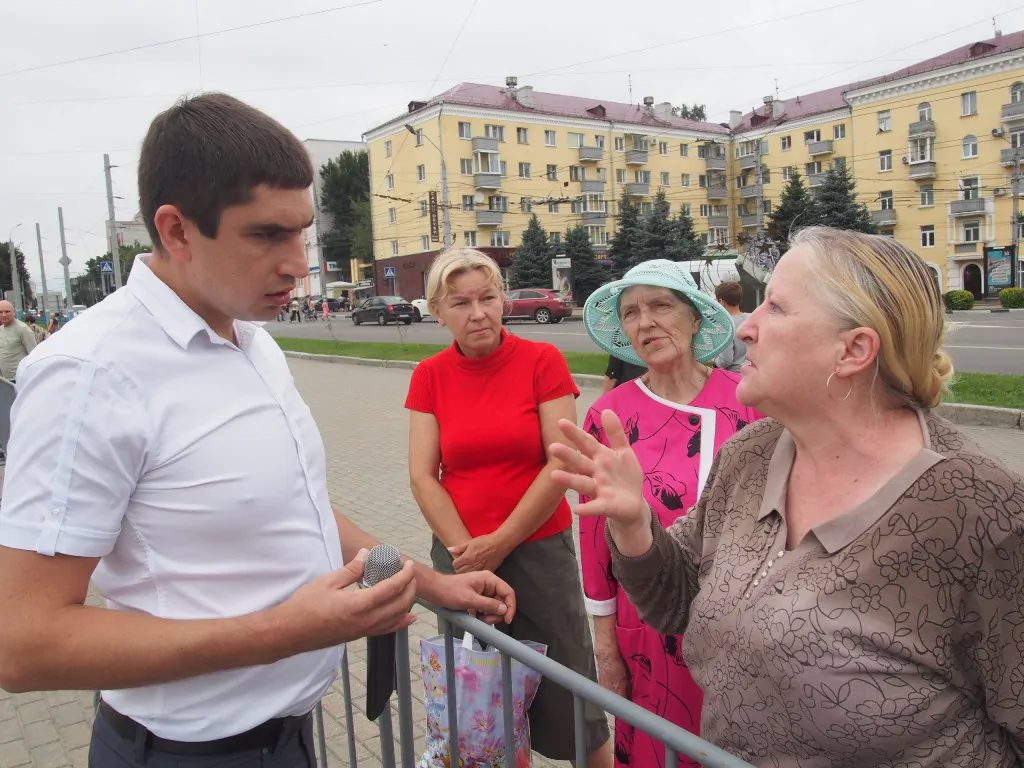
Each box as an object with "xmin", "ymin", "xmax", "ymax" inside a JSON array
[{"xmin": 0, "ymin": 360, "xmax": 1021, "ymax": 768}]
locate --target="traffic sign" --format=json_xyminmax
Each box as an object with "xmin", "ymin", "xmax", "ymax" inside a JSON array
[
  {"xmin": 58, "ymin": 256, "xmax": 71, "ymax": 267},
  {"xmin": 100, "ymin": 261, "xmax": 114, "ymax": 274},
  {"xmin": 384, "ymin": 266, "xmax": 396, "ymax": 279}
]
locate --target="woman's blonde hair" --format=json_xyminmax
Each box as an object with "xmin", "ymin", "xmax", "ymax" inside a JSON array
[
  {"xmin": 790, "ymin": 226, "xmax": 954, "ymax": 410},
  {"xmin": 425, "ymin": 248, "xmax": 505, "ymax": 315}
]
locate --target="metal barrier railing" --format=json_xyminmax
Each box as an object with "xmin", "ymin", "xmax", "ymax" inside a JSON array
[{"xmin": 314, "ymin": 603, "xmax": 755, "ymax": 768}]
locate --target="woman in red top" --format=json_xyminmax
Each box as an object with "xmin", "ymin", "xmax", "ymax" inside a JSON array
[{"xmin": 406, "ymin": 248, "xmax": 612, "ymax": 768}]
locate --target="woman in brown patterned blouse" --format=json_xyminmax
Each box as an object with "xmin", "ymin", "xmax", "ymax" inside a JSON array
[{"xmin": 550, "ymin": 227, "xmax": 1024, "ymax": 768}]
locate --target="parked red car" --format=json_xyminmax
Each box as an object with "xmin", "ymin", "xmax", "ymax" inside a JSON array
[{"xmin": 502, "ymin": 288, "xmax": 573, "ymax": 324}]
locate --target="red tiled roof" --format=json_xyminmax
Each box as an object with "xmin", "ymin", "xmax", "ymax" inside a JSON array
[
  {"xmin": 368, "ymin": 82, "xmax": 730, "ymax": 135},
  {"xmin": 734, "ymin": 30, "xmax": 1024, "ymax": 132}
]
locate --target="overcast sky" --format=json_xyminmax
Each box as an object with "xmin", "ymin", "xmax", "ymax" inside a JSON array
[{"xmin": 4, "ymin": 0, "xmax": 1024, "ymax": 291}]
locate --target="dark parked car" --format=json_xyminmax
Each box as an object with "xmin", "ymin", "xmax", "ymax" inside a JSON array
[
  {"xmin": 503, "ymin": 289, "xmax": 572, "ymax": 324},
  {"xmin": 352, "ymin": 295, "xmax": 415, "ymax": 325}
]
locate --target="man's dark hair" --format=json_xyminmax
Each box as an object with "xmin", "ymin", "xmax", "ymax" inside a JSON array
[
  {"xmin": 714, "ymin": 281, "xmax": 743, "ymax": 307},
  {"xmin": 138, "ymin": 93, "xmax": 313, "ymax": 247}
]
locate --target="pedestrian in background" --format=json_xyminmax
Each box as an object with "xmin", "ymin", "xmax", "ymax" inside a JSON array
[
  {"xmin": 24, "ymin": 316, "xmax": 46, "ymax": 345},
  {"xmin": 0, "ymin": 300, "xmax": 37, "ymax": 383},
  {"xmin": 46, "ymin": 313, "xmax": 60, "ymax": 338},
  {"xmin": 713, "ymin": 281, "xmax": 749, "ymax": 372},
  {"xmin": 601, "ymin": 354, "xmax": 646, "ymax": 393}
]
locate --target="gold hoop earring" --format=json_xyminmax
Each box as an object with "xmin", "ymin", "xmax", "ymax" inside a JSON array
[{"xmin": 826, "ymin": 371, "xmax": 853, "ymax": 402}]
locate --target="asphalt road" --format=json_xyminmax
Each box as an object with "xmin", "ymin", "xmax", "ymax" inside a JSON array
[{"xmin": 265, "ymin": 311, "xmax": 1024, "ymax": 375}]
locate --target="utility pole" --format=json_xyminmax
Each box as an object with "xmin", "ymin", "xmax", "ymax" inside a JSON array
[
  {"xmin": 755, "ymin": 139, "xmax": 764, "ymax": 231},
  {"xmin": 35, "ymin": 223, "xmax": 49, "ymax": 318},
  {"xmin": 104, "ymin": 154, "xmax": 124, "ymax": 290},
  {"xmin": 435, "ymin": 110, "xmax": 452, "ymax": 247},
  {"xmin": 58, "ymin": 207, "xmax": 73, "ymax": 310},
  {"xmin": 1013, "ymin": 146, "xmax": 1021, "ymax": 287}
]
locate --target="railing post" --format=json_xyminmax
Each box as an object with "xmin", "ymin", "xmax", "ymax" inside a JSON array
[
  {"xmin": 574, "ymin": 695, "xmax": 587, "ymax": 767},
  {"xmin": 340, "ymin": 652, "xmax": 359, "ymax": 768},
  {"xmin": 395, "ymin": 628, "xmax": 416, "ymax": 768},
  {"xmin": 443, "ymin": 620, "xmax": 459, "ymax": 766},
  {"xmin": 500, "ymin": 653, "xmax": 515, "ymax": 768},
  {"xmin": 377, "ymin": 703, "xmax": 396, "ymax": 768},
  {"xmin": 315, "ymin": 704, "xmax": 329, "ymax": 768}
]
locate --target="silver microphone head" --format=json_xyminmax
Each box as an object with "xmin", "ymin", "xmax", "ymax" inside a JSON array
[{"xmin": 362, "ymin": 543, "xmax": 403, "ymax": 588}]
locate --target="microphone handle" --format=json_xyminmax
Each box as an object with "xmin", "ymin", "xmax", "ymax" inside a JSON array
[{"xmin": 366, "ymin": 632, "xmax": 397, "ymax": 721}]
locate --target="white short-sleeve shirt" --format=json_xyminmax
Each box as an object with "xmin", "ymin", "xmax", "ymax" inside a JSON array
[{"xmin": 0, "ymin": 255, "xmax": 344, "ymax": 741}]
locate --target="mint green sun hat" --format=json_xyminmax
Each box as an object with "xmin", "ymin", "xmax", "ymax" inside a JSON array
[{"xmin": 583, "ymin": 260, "xmax": 734, "ymax": 366}]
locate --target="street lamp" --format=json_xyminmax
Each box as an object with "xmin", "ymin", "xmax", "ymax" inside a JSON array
[
  {"xmin": 405, "ymin": 123, "xmax": 453, "ymax": 247},
  {"xmin": 6, "ymin": 223, "xmax": 23, "ymax": 312}
]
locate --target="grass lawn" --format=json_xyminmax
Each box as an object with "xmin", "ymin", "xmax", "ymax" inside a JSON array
[{"xmin": 276, "ymin": 338, "xmax": 1024, "ymax": 410}]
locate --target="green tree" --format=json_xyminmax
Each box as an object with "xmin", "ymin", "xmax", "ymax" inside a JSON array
[
  {"xmin": 668, "ymin": 207, "xmax": 706, "ymax": 262},
  {"xmin": 635, "ymin": 189, "xmax": 674, "ymax": 264},
  {"xmin": 509, "ymin": 215, "xmax": 551, "ymax": 288},
  {"xmin": 564, "ymin": 225, "xmax": 609, "ymax": 304},
  {"xmin": 673, "ymin": 103, "xmax": 707, "ymax": 121},
  {"xmin": 319, "ymin": 150, "xmax": 371, "ymax": 281},
  {"xmin": 0, "ymin": 242, "xmax": 34, "ymax": 305},
  {"xmin": 815, "ymin": 163, "xmax": 878, "ymax": 234},
  {"xmin": 609, "ymin": 196, "xmax": 641, "ymax": 276},
  {"xmin": 69, "ymin": 242, "xmax": 149, "ymax": 307},
  {"xmin": 768, "ymin": 170, "xmax": 818, "ymax": 248}
]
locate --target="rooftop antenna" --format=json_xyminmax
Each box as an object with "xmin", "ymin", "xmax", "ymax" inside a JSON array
[
  {"xmin": 628, "ymin": 74, "xmax": 633, "ymax": 103},
  {"xmin": 775, "ymin": 78, "xmax": 780, "ymax": 100}
]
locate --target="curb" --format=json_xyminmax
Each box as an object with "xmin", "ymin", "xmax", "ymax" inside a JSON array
[{"xmin": 283, "ymin": 352, "xmax": 1023, "ymax": 431}]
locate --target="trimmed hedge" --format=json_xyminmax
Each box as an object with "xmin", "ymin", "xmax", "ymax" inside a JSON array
[
  {"xmin": 999, "ymin": 287, "xmax": 1024, "ymax": 308},
  {"xmin": 944, "ymin": 290, "xmax": 975, "ymax": 311}
]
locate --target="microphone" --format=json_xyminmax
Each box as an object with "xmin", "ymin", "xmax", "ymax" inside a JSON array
[{"xmin": 361, "ymin": 543, "xmax": 403, "ymax": 722}]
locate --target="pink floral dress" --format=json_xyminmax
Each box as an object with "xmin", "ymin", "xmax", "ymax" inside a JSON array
[{"xmin": 580, "ymin": 369, "xmax": 761, "ymax": 768}]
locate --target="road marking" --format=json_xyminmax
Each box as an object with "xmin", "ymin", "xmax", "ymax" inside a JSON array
[
  {"xmin": 950, "ymin": 324, "xmax": 1024, "ymax": 330},
  {"xmin": 945, "ymin": 345, "xmax": 1024, "ymax": 351}
]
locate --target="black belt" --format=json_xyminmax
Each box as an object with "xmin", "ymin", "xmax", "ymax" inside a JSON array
[{"xmin": 98, "ymin": 700, "xmax": 311, "ymax": 757}]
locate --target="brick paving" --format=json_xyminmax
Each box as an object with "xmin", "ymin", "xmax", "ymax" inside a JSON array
[{"xmin": 0, "ymin": 360, "xmax": 1021, "ymax": 768}]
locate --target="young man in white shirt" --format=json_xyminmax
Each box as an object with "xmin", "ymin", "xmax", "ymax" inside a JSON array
[{"xmin": 0, "ymin": 93, "xmax": 514, "ymax": 767}]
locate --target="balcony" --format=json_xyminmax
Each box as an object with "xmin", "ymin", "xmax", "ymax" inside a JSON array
[
  {"xmin": 808, "ymin": 173, "xmax": 827, "ymax": 188},
  {"xmin": 592, "ymin": 242, "xmax": 610, "ymax": 255},
  {"xmin": 872, "ymin": 209, "xmax": 898, "ymax": 226},
  {"xmin": 954, "ymin": 242, "xmax": 980, "ymax": 254},
  {"xmin": 948, "ymin": 198, "xmax": 987, "ymax": 216},
  {"xmin": 740, "ymin": 183, "xmax": 762, "ymax": 199},
  {"xmin": 1002, "ymin": 101, "xmax": 1024, "ymax": 122},
  {"xmin": 474, "ymin": 172, "xmax": 501, "ymax": 189},
  {"xmin": 624, "ymin": 181, "xmax": 650, "ymax": 196},
  {"xmin": 739, "ymin": 154, "xmax": 758, "ymax": 170},
  {"xmin": 624, "ymin": 149, "xmax": 649, "ymax": 165},
  {"xmin": 908, "ymin": 120, "xmax": 936, "ymax": 137},
  {"xmin": 708, "ymin": 215, "xmax": 730, "ymax": 229},
  {"xmin": 578, "ymin": 146, "xmax": 604, "ymax": 162},
  {"xmin": 582, "ymin": 210, "xmax": 608, "ymax": 224},
  {"xmin": 808, "ymin": 140, "xmax": 834, "ymax": 156},
  {"xmin": 908, "ymin": 160, "xmax": 937, "ymax": 179},
  {"xmin": 705, "ymin": 156, "xmax": 726, "ymax": 171},
  {"xmin": 740, "ymin": 213, "xmax": 760, "ymax": 228},
  {"xmin": 1000, "ymin": 147, "xmax": 1024, "ymax": 166},
  {"xmin": 471, "ymin": 136, "xmax": 499, "ymax": 152},
  {"xmin": 706, "ymin": 185, "xmax": 728, "ymax": 199},
  {"xmin": 475, "ymin": 210, "xmax": 504, "ymax": 226},
  {"xmin": 580, "ymin": 179, "xmax": 606, "ymax": 193}
]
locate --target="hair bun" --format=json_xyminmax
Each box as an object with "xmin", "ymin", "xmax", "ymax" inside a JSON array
[{"xmin": 915, "ymin": 349, "xmax": 954, "ymax": 409}]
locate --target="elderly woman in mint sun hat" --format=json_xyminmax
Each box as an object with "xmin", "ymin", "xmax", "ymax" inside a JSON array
[{"xmin": 577, "ymin": 260, "xmax": 762, "ymax": 768}]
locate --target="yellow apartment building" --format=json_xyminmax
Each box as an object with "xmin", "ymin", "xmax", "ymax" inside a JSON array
[
  {"xmin": 362, "ymin": 81, "xmax": 730, "ymax": 299},
  {"xmin": 361, "ymin": 31, "xmax": 1024, "ymax": 301}
]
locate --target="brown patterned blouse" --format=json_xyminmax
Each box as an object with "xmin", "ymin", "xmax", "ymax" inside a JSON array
[{"xmin": 610, "ymin": 412, "xmax": 1024, "ymax": 767}]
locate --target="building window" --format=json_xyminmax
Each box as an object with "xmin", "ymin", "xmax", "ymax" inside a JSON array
[
  {"xmin": 569, "ymin": 166, "xmax": 585, "ymax": 182},
  {"xmin": 386, "ymin": 174, "xmax": 394, "ymax": 190},
  {"xmin": 961, "ymin": 176, "xmax": 980, "ymax": 200},
  {"xmin": 500, "ymin": 161, "xmax": 507, "ymax": 177},
  {"xmin": 462, "ymin": 195, "xmax": 474, "ymax": 211},
  {"xmin": 961, "ymin": 91, "xmax": 978, "ymax": 116},
  {"xmin": 806, "ymin": 161, "xmax": 822, "ymax": 176},
  {"xmin": 681, "ymin": 173, "xmax": 691, "ymax": 187},
  {"xmin": 877, "ymin": 110, "xmax": 891, "ymax": 132},
  {"xmin": 390, "ymin": 240, "xmax": 399, "ymax": 256},
  {"xmin": 616, "ymin": 169, "xmax": 627, "ymax": 183},
  {"xmin": 460, "ymin": 159, "xmax": 473, "ymax": 175},
  {"xmin": 659, "ymin": 141, "xmax": 669, "ymax": 155},
  {"xmin": 879, "ymin": 150, "xmax": 893, "ymax": 172},
  {"xmin": 550, "ymin": 232, "xmax": 561, "ymax": 245},
  {"xmin": 918, "ymin": 102, "xmax": 932, "ymax": 121},
  {"xmin": 420, "ymin": 235, "xmax": 429, "ymax": 251},
  {"xmin": 681, "ymin": 203, "xmax": 692, "ymax": 215},
  {"xmin": 920, "ymin": 186, "xmax": 934, "ymax": 206},
  {"xmin": 595, "ymin": 135, "xmax": 606, "ymax": 149},
  {"xmin": 660, "ymin": 172, "xmax": 671, "ymax": 186},
  {"xmin": 491, "ymin": 231, "xmax": 510, "ymax": 247},
  {"xmin": 484, "ymin": 124, "xmax": 505, "ymax": 141},
  {"xmin": 546, "ymin": 164, "xmax": 558, "ymax": 181},
  {"xmin": 700, "ymin": 204, "xmax": 711, "ymax": 217},
  {"xmin": 597, "ymin": 167, "xmax": 607, "ymax": 181},
  {"xmin": 781, "ymin": 136, "xmax": 792, "ymax": 151},
  {"xmin": 419, "ymin": 201, "xmax": 428, "ymax": 217},
  {"xmin": 635, "ymin": 170, "xmax": 651, "ymax": 184},
  {"xmin": 415, "ymin": 129, "xmax": 424, "ymax": 146},
  {"xmin": 1012, "ymin": 83, "xmax": 1024, "ymax": 104},
  {"xmin": 833, "ymin": 124, "xmax": 846, "ymax": 140},
  {"xmin": 517, "ymin": 127, "xmax": 529, "ymax": 144},
  {"xmin": 464, "ymin": 231, "xmax": 477, "ymax": 247},
  {"xmin": 614, "ymin": 137, "xmax": 625, "ymax": 152},
  {"xmin": 910, "ymin": 137, "xmax": 933, "ymax": 163},
  {"xmin": 568, "ymin": 133, "xmax": 585, "ymax": 149},
  {"xmin": 880, "ymin": 191, "xmax": 894, "ymax": 210},
  {"xmin": 545, "ymin": 130, "xmax": 556, "ymax": 147},
  {"xmin": 832, "ymin": 157, "xmax": 845, "ymax": 173},
  {"xmin": 548, "ymin": 201, "xmax": 560, "ymax": 214},
  {"xmin": 388, "ymin": 207, "xmax": 397, "ymax": 224},
  {"xmin": 963, "ymin": 220, "xmax": 981, "ymax": 242},
  {"xmin": 638, "ymin": 202, "xmax": 654, "ymax": 215},
  {"xmin": 519, "ymin": 162, "xmax": 531, "ymax": 179},
  {"xmin": 782, "ymin": 166, "xmax": 792, "ymax": 181},
  {"xmin": 458, "ymin": 122, "xmax": 472, "ymax": 139},
  {"xmin": 962, "ymin": 135, "xmax": 979, "ymax": 158},
  {"xmin": 417, "ymin": 164, "xmax": 426, "ymax": 181},
  {"xmin": 587, "ymin": 226, "xmax": 610, "ymax": 245},
  {"xmin": 521, "ymin": 197, "xmax": 532, "ymax": 213},
  {"xmin": 804, "ymin": 129, "xmax": 821, "ymax": 144},
  {"xmin": 680, "ymin": 143, "xmax": 689, "ymax": 157},
  {"xmin": 384, "ymin": 140, "xmax": 392, "ymax": 157},
  {"xmin": 921, "ymin": 225, "xmax": 935, "ymax": 248},
  {"xmin": 762, "ymin": 199, "xmax": 772, "ymax": 214},
  {"xmin": 488, "ymin": 195, "xmax": 509, "ymax": 212}
]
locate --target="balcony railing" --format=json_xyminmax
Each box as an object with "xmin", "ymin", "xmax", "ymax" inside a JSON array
[
  {"xmin": 807, "ymin": 140, "xmax": 834, "ymax": 156},
  {"xmin": 476, "ymin": 210, "xmax": 504, "ymax": 226},
  {"xmin": 471, "ymin": 136, "xmax": 500, "ymax": 152},
  {"xmin": 1000, "ymin": 147, "xmax": 1024, "ymax": 166},
  {"xmin": 954, "ymin": 242, "xmax": 980, "ymax": 254},
  {"xmin": 706, "ymin": 185, "xmax": 728, "ymax": 199},
  {"xmin": 908, "ymin": 161, "xmax": 937, "ymax": 179},
  {"xmin": 908, "ymin": 120, "xmax": 936, "ymax": 137},
  {"xmin": 872, "ymin": 209, "xmax": 898, "ymax": 226},
  {"xmin": 474, "ymin": 172, "xmax": 502, "ymax": 189},
  {"xmin": 582, "ymin": 210, "xmax": 608, "ymax": 224},
  {"xmin": 948, "ymin": 198, "xmax": 987, "ymax": 216},
  {"xmin": 624, "ymin": 181, "xmax": 650, "ymax": 196},
  {"xmin": 808, "ymin": 173, "xmax": 827, "ymax": 187},
  {"xmin": 740, "ymin": 213, "xmax": 760, "ymax": 228},
  {"xmin": 740, "ymin": 184, "xmax": 762, "ymax": 199},
  {"xmin": 578, "ymin": 146, "xmax": 604, "ymax": 162},
  {"xmin": 708, "ymin": 214, "xmax": 730, "ymax": 228},
  {"xmin": 624, "ymin": 149, "xmax": 649, "ymax": 165},
  {"xmin": 704, "ymin": 156, "xmax": 726, "ymax": 171},
  {"xmin": 580, "ymin": 179, "xmax": 606, "ymax": 193},
  {"xmin": 739, "ymin": 154, "xmax": 758, "ymax": 170},
  {"xmin": 592, "ymin": 242, "xmax": 610, "ymax": 254},
  {"xmin": 1002, "ymin": 101, "xmax": 1024, "ymax": 122}
]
